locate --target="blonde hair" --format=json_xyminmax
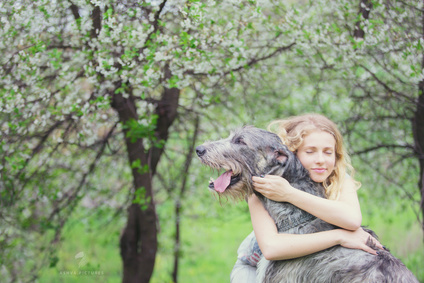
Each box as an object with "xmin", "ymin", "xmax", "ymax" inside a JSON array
[{"xmin": 268, "ymin": 113, "xmax": 360, "ymax": 200}]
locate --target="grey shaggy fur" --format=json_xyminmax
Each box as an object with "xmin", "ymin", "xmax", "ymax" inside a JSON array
[{"xmin": 196, "ymin": 126, "xmax": 418, "ymax": 283}]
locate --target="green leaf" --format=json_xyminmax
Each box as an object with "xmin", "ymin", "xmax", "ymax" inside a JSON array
[{"xmin": 133, "ymin": 187, "xmax": 151, "ymax": 210}]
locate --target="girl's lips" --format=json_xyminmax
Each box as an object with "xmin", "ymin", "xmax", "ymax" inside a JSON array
[{"xmin": 312, "ymin": 168, "xmax": 326, "ymax": 173}]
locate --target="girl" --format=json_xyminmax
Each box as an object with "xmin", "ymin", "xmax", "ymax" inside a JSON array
[{"xmin": 230, "ymin": 113, "xmax": 382, "ymax": 282}]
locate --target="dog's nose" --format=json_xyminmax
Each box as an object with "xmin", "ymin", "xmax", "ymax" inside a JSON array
[{"xmin": 196, "ymin": 145, "xmax": 206, "ymax": 157}]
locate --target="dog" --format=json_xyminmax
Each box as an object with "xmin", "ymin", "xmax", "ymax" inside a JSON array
[{"xmin": 196, "ymin": 126, "xmax": 419, "ymax": 283}]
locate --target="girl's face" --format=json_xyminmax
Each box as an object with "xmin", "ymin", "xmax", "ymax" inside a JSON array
[{"xmin": 296, "ymin": 130, "xmax": 336, "ymax": 183}]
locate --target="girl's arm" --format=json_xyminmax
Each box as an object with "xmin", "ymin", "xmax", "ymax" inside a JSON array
[
  {"xmin": 252, "ymin": 175, "xmax": 361, "ymax": 230},
  {"xmin": 248, "ymin": 194, "xmax": 381, "ymax": 260}
]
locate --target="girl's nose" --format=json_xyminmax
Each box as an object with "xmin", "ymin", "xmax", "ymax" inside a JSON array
[{"xmin": 316, "ymin": 152, "xmax": 325, "ymax": 163}]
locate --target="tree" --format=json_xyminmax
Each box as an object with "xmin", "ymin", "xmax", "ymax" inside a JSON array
[
  {"xmin": 250, "ymin": 0, "xmax": 424, "ymax": 231},
  {"xmin": 0, "ymin": 0, "xmax": 298, "ymax": 282},
  {"xmin": 330, "ymin": 0, "xmax": 424, "ymax": 229}
]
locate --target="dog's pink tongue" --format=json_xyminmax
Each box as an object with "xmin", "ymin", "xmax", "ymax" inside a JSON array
[{"xmin": 214, "ymin": 170, "xmax": 232, "ymax": 193}]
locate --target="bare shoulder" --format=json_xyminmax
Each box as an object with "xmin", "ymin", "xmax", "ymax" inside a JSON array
[
  {"xmin": 339, "ymin": 177, "xmax": 360, "ymax": 203},
  {"xmin": 341, "ymin": 177, "xmax": 359, "ymax": 193}
]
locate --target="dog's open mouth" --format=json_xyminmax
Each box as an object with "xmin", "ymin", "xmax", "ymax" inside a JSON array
[{"xmin": 209, "ymin": 170, "xmax": 241, "ymax": 193}]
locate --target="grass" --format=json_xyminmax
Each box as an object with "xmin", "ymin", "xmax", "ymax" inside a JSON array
[
  {"xmin": 163, "ymin": 204, "xmax": 253, "ymax": 283},
  {"xmin": 38, "ymin": 200, "xmax": 424, "ymax": 283},
  {"xmin": 38, "ymin": 214, "xmax": 123, "ymax": 283}
]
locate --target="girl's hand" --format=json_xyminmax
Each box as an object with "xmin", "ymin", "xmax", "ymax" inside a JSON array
[
  {"xmin": 337, "ymin": 227, "xmax": 384, "ymax": 255},
  {"xmin": 252, "ymin": 175, "xmax": 295, "ymax": 202}
]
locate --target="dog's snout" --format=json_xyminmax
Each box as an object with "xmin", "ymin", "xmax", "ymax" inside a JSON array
[{"xmin": 196, "ymin": 145, "xmax": 206, "ymax": 157}]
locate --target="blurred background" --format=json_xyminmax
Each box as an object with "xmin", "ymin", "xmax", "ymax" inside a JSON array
[{"xmin": 1, "ymin": 0, "xmax": 423, "ymax": 282}]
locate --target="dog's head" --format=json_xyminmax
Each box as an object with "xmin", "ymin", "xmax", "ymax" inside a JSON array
[{"xmin": 196, "ymin": 126, "xmax": 304, "ymax": 201}]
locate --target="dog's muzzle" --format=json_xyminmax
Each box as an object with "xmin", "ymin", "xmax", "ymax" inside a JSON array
[{"xmin": 196, "ymin": 145, "xmax": 242, "ymax": 193}]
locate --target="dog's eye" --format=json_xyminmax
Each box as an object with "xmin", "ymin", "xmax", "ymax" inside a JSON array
[{"xmin": 234, "ymin": 137, "xmax": 246, "ymax": 145}]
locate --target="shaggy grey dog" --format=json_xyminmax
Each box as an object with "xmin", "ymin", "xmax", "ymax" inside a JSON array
[{"xmin": 196, "ymin": 126, "xmax": 418, "ymax": 283}]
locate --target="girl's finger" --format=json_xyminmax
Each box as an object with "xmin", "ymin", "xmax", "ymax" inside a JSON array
[
  {"xmin": 253, "ymin": 185, "xmax": 266, "ymax": 192},
  {"xmin": 265, "ymin": 175, "xmax": 280, "ymax": 179},
  {"xmin": 252, "ymin": 176, "xmax": 267, "ymax": 183},
  {"xmin": 372, "ymin": 238, "xmax": 384, "ymax": 250},
  {"xmin": 253, "ymin": 182, "xmax": 265, "ymax": 187},
  {"xmin": 363, "ymin": 245, "xmax": 377, "ymax": 255}
]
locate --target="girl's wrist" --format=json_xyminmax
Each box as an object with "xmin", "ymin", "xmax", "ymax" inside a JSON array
[
  {"xmin": 332, "ymin": 229, "xmax": 345, "ymax": 246},
  {"xmin": 285, "ymin": 186, "xmax": 300, "ymax": 204}
]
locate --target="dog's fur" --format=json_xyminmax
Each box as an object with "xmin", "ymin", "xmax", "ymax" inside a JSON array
[{"xmin": 196, "ymin": 126, "xmax": 418, "ymax": 283}]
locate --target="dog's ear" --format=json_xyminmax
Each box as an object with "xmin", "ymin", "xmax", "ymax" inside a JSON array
[{"xmin": 274, "ymin": 148, "xmax": 288, "ymax": 164}]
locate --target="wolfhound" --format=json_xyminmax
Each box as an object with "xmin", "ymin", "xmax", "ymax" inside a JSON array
[{"xmin": 196, "ymin": 126, "xmax": 418, "ymax": 283}]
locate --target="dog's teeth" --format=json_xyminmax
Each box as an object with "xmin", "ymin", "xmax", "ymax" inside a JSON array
[{"xmin": 209, "ymin": 177, "xmax": 215, "ymax": 183}]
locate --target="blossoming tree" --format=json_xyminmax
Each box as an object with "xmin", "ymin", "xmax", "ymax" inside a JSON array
[
  {"xmin": 1, "ymin": 0, "xmax": 423, "ymax": 282},
  {"xmin": 0, "ymin": 0, "xmax": 298, "ymax": 282}
]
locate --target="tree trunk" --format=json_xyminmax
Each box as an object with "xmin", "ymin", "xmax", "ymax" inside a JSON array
[
  {"xmin": 112, "ymin": 74, "xmax": 180, "ymax": 282},
  {"xmin": 413, "ymin": 89, "xmax": 424, "ymax": 233},
  {"xmin": 413, "ymin": 77, "xmax": 424, "ymax": 233},
  {"xmin": 412, "ymin": 3, "xmax": 424, "ymax": 235},
  {"xmin": 150, "ymin": 67, "xmax": 180, "ymax": 175},
  {"xmin": 111, "ymin": 91, "xmax": 158, "ymax": 283},
  {"xmin": 172, "ymin": 116, "xmax": 200, "ymax": 282},
  {"xmin": 354, "ymin": 0, "xmax": 372, "ymax": 39}
]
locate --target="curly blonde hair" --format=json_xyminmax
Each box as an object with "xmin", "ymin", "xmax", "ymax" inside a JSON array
[{"xmin": 268, "ymin": 113, "xmax": 360, "ymax": 200}]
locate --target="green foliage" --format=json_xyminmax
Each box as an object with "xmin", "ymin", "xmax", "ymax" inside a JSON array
[
  {"xmin": 131, "ymin": 160, "xmax": 149, "ymax": 174},
  {"xmin": 133, "ymin": 187, "xmax": 151, "ymax": 211},
  {"xmin": 123, "ymin": 115, "xmax": 158, "ymax": 144}
]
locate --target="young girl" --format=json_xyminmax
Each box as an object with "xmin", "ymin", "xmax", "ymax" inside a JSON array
[{"xmin": 230, "ymin": 113, "xmax": 382, "ymax": 282}]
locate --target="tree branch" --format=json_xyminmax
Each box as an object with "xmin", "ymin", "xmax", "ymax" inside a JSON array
[
  {"xmin": 68, "ymin": 1, "xmax": 80, "ymax": 21},
  {"xmin": 353, "ymin": 143, "xmax": 415, "ymax": 155},
  {"xmin": 47, "ymin": 122, "xmax": 118, "ymax": 222},
  {"xmin": 188, "ymin": 42, "xmax": 296, "ymax": 77},
  {"xmin": 359, "ymin": 64, "xmax": 415, "ymax": 103},
  {"xmin": 139, "ymin": 0, "xmax": 167, "ymax": 56},
  {"xmin": 354, "ymin": 0, "xmax": 372, "ymax": 39},
  {"xmin": 91, "ymin": 5, "xmax": 102, "ymax": 38}
]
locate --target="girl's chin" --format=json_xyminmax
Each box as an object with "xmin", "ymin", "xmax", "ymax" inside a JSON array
[{"xmin": 310, "ymin": 174, "xmax": 329, "ymax": 183}]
